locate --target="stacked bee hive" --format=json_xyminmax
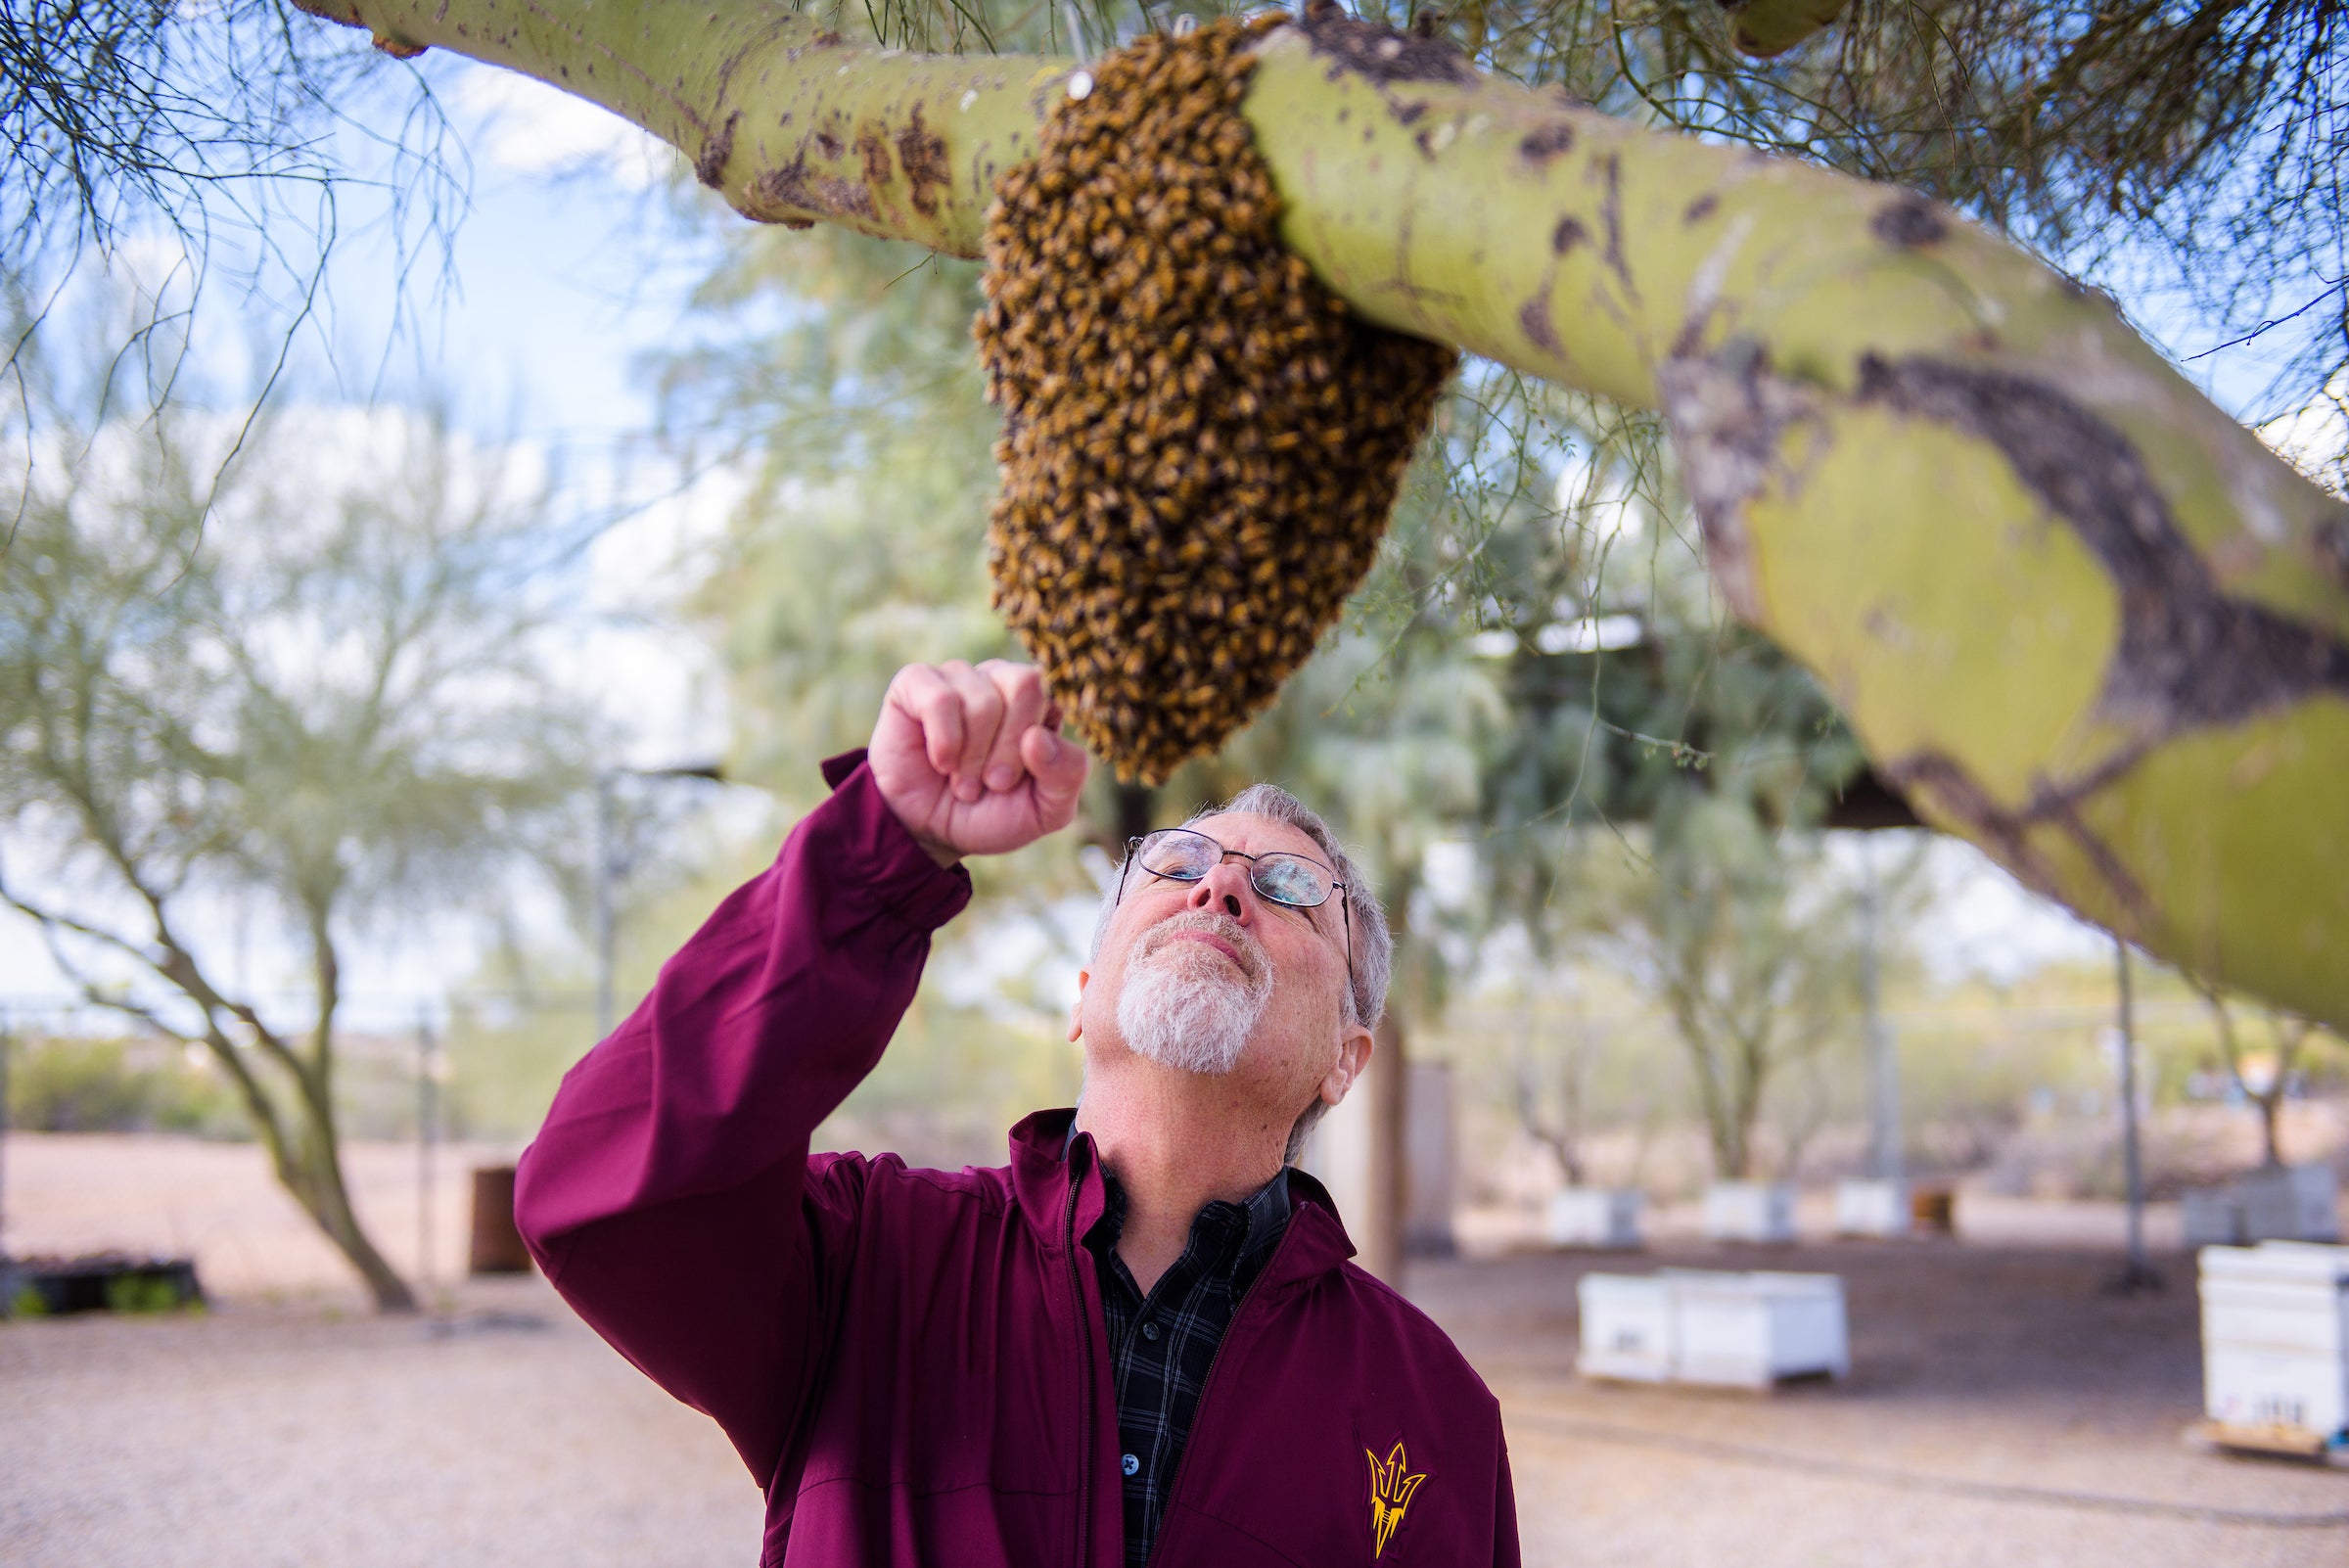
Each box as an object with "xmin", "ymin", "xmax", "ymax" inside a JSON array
[{"xmin": 975, "ymin": 14, "xmax": 1457, "ymax": 784}]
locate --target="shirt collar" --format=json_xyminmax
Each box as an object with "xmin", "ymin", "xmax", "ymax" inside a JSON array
[{"xmin": 1084, "ymin": 1164, "xmax": 1293, "ymax": 1278}]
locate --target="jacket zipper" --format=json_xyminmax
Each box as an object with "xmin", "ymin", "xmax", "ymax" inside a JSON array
[
  {"xmin": 1142, "ymin": 1222, "xmax": 1298, "ymax": 1568},
  {"xmin": 1065, "ymin": 1162, "xmax": 1096, "ymax": 1568}
]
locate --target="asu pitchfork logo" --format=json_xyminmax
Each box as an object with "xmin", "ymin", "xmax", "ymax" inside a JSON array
[{"xmin": 1363, "ymin": 1441, "xmax": 1426, "ymax": 1558}]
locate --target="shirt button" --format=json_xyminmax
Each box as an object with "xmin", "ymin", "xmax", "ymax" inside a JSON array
[
  {"xmin": 1141, "ymin": 1321, "xmax": 1161, "ymax": 1342},
  {"xmin": 1122, "ymin": 1453, "xmax": 1141, "ymax": 1477}
]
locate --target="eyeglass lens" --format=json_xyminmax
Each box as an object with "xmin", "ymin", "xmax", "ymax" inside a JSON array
[{"xmin": 1137, "ymin": 829, "xmax": 1334, "ymax": 907}]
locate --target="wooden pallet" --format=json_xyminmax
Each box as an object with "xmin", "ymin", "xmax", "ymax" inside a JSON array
[{"xmin": 2185, "ymin": 1420, "xmax": 2349, "ymax": 1467}]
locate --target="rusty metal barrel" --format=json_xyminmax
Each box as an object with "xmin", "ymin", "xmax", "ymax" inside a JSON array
[
  {"xmin": 1910, "ymin": 1184, "xmax": 1957, "ymax": 1235},
  {"xmin": 469, "ymin": 1165, "xmax": 532, "ymax": 1275}
]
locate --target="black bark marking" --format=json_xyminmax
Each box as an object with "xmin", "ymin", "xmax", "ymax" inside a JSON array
[
  {"xmin": 1519, "ymin": 122, "xmax": 1575, "ymax": 163},
  {"xmin": 897, "ymin": 106, "xmax": 952, "ymax": 217},
  {"xmin": 1884, "ymin": 752, "xmax": 2153, "ymax": 929},
  {"xmin": 814, "ymin": 130, "xmax": 843, "ymax": 160},
  {"xmin": 1518, "ymin": 297, "xmax": 1560, "ymax": 354},
  {"xmin": 1854, "ymin": 355, "xmax": 2349, "ymax": 732},
  {"xmin": 1551, "ymin": 215, "xmax": 1587, "ymax": 254},
  {"xmin": 694, "ymin": 110, "xmax": 742, "ymax": 189},
  {"xmin": 1392, "ymin": 101, "xmax": 1428, "ymax": 126},
  {"xmin": 1294, "ymin": 10, "xmax": 1476, "ymax": 85},
  {"xmin": 857, "ymin": 131, "xmax": 893, "ymax": 188},
  {"xmin": 1871, "ymin": 197, "xmax": 1946, "ymax": 249},
  {"xmin": 1595, "ymin": 153, "xmax": 1634, "ymax": 293},
  {"xmin": 1654, "ymin": 340, "xmax": 1802, "ymax": 621},
  {"xmin": 747, "ymin": 156, "xmax": 876, "ymax": 222},
  {"xmin": 1683, "ymin": 193, "xmax": 1718, "ymax": 225},
  {"xmin": 2316, "ymin": 518, "xmax": 2349, "ymax": 592}
]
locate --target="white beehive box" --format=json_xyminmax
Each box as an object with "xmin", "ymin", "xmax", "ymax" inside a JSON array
[
  {"xmin": 1705, "ymin": 1181, "xmax": 1797, "ymax": 1243},
  {"xmin": 1672, "ymin": 1271, "xmax": 1851, "ymax": 1389},
  {"xmin": 1577, "ymin": 1272, "xmax": 1676, "ymax": 1382},
  {"xmin": 1549, "ymin": 1188, "xmax": 1643, "ymax": 1250},
  {"xmin": 1580, "ymin": 1270, "xmax": 1850, "ymax": 1390},
  {"xmin": 2234, "ymin": 1166, "xmax": 2342, "ymax": 1244},
  {"xmin": 2199, "ymin": 1241, "xmax": 2349, "ymax": 1440},
  {"xmin": 1834, "ymin": 1178, "xmax": 1911, "ymax": 1238}
]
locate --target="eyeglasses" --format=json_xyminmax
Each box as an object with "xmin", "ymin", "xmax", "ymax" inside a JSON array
[{"xmin": 1117, "ymin": 826, "xmax": 1354, "ymax": 983}]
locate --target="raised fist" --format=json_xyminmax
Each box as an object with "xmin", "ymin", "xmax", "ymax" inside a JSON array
[{"xmin": 868, "ymin": 660, "xmax": 1090, "ymax": 865}]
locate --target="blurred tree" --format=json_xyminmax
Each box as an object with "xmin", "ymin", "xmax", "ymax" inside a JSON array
[
  {"xmin": 656, "ymin": 226, "xmax": 1011, "ymax": 802},
  {"xmin": 2193, "ymin": 985, "xmax": 2343, "ymax": 1168},
  {"xmin": 1567, "ymin": 798, "xmax": 1861, "ymax": 1180},
  {"xmin": 0, "ymin": 372, "xmax": 596, "ymax": 1311}
]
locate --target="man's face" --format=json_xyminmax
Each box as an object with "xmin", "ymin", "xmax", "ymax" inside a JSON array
[{"xmin": 1076, "ymin": 811, "xmax": 1367, "ymax": 1114}]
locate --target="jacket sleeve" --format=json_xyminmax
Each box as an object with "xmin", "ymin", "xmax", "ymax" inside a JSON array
[
  {"xmin": 1492, "ymin": 1422, "xmax": 1522, "ymax": 1567},
  {"xmin": 513, "ymin": 750, "xmax": 972, "ymax": 1485}
]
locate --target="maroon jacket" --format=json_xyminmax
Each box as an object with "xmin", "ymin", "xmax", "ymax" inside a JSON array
[{"xmin": 515, "ymin": 752, "xmax": 1520, "ymax": 1567}]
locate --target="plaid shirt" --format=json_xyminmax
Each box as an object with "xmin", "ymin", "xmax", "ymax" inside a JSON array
[{"xmin": 1084, "ymin": 1167, "xmax": 1292, "ymax": 1568}]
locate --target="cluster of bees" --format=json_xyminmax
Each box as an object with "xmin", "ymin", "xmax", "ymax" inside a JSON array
[{"xmin": 974, "ymin": 14, "xmax": 1458, "ymax": 784}]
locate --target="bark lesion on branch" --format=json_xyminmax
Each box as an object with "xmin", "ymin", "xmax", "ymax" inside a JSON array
[
  {"xmin": 1294, "ymin": 6, "xmax": 1475, "ymax": 87},
  {"xmin": 1853, "ymin": 355, "xmax": 2349, "ymax": 735},
  {"xmin": 1664, "ymin": 337, "xmax": 2349, "ymax": 749}
]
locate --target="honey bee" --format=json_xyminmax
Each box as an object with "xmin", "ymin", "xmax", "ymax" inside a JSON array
[{"xmin": 974, "ymin": 14, "xmax": 1457, "ymax": 784}]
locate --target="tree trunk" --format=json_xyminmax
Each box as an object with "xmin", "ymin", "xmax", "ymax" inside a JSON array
[
  {"xmin": 2255, "ymin": 1089, "xmax": 2285, "ymax": 1170},
  {"xmin": 294, "ymin": 0, "xmax": 2349, "ymax": 1028}
]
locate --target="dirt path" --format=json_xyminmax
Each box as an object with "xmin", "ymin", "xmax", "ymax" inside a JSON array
[
  {"xmin": 1415, "ymin": 1240, "xmax": 2348, "ymax": 1568},
  {"xmin": 5, "ymin": 1133, "xmax": 2345, "ymax": 1565}
]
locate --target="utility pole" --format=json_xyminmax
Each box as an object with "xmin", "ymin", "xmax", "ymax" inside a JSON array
[
  {"xmin": 1860, "ymin": 842, "xmax": 1903, "ymax": 1182},
  {"xmin": 2109, "ymin": 936, "xmax": 2161, "ymax": 1292},
  {"xmin": 416, "ymin": 1004, "xmax": 439, "ymax": 1301}
]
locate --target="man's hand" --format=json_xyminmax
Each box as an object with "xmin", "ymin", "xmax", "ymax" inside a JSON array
[{"xmin": 869, "ymin": 661, "xmax": 1090, "ymax": 865}]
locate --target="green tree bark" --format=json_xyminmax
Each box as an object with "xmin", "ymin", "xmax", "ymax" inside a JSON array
[
  {"xmin": 1718, "ymin": 0, "xmax": 1849, "ymax": 59},
  {"xmin": 294, "ymin": 0, "xmax": 2349, "ymax": 1028}
]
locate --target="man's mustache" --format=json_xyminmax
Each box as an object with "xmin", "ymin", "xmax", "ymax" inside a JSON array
[{"xmin": 1133, "ymin": 909, "xmax": 1270, "ymax": 985}]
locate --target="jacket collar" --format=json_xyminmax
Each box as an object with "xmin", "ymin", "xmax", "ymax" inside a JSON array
[{"xmin": 1006, "ymin": 1108, "xmax": 1358, "ymax": 1287}]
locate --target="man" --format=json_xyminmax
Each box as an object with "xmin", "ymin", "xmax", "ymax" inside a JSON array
[{"xmin": 516, "ymin": 659, "xmax": 1519, "ymax": 1567}]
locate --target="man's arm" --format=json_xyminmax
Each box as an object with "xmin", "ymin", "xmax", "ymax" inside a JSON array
[{"xmin": 513, "ymin": 661, "xmax": 1087, "ymax": 1484}]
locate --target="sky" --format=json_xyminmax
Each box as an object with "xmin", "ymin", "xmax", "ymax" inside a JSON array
[{"xmin": 17, "ymin": 41, "xmax": 2311, "ymax": 1035}]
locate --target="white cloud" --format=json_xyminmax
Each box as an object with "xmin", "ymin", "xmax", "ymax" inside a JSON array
[{"xmin": 451, "ymin": 65, "xmax": 682, "ymax": 192}]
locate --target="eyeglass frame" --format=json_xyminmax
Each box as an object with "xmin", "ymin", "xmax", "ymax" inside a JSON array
[{"xmin": 1114, "ymin": 826, "xmax": 1356, "ymax": 993}]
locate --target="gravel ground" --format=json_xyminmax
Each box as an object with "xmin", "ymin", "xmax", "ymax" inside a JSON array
[
  {"xmin": 4, "ymin": 1132, "xmax": 2346, "ymax": 1566},
  {"xmin": 1418, "ymin": 1240, "xmax": 2349, "ymax": 1568}
]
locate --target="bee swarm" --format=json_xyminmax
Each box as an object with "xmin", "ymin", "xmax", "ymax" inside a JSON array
[{"xmin": 975, "ymin": 15, "xmax": 1458, "ymax": 785}]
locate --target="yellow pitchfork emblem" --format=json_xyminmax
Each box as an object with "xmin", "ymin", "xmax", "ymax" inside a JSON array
[{"xmin": 1363, "ymin": 1441, "xmax": 1426, "ymax": 1559}]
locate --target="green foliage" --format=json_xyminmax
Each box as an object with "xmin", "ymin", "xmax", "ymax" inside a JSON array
[
  {"xmin": 661, "ymin": 226, "xmax": 1011, "ymax": 801},
  {"xmin": 4, "ymin": 1035, "xmax": 244, "ymax": 1136},
  {"xmin": 102, "ymin": 1269, "xmax": 200, "ymax": 1314}
]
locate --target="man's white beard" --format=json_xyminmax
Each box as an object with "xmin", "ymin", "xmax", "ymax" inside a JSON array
[{"xmin": 1115, "ymin": 915, "xmax": 1275, "ymax": 1076}]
